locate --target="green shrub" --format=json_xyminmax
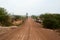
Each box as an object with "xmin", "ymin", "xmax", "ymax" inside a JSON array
[
  {"xmin": 0, "ymin": 7, "xmax": 12, "ymax": 26},
  {"xmin": 40, "ymin": 13, "xmax": 60, "ymax": 29}
]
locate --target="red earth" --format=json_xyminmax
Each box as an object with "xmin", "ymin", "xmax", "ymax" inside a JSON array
[{"xmin": 0, "ymin": 17, "xmax": 60, "ymax": 40}]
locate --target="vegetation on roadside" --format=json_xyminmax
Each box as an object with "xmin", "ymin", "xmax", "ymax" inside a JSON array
[
  {"xmin": 39, "ymin": 13, "xmax": 60, "ymax": 29},
  {"xmin": 31, "ymin": 15, "xmax": 38, "ymax": 19},
  {"xmin": 0, "ymin": 7, "xmax": 12, "ymax": 26},
  {"xmin": 0, "ymin": 7, "xmax": 27, "ymax": 26},
  {"xmin": 11, "ymin": 15, "xmax": 27, "ymax": 26},
  {"xmin": 31, "ymin": 13, "xmax": 60, "ymax": 29},
  {"xmin": 1, "ymin": 7, "xmax": 60, "ymax": 29}
]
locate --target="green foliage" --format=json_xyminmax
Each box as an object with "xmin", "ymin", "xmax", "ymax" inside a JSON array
[
  {"xmin": 0, "ymin": 7, "xmax": 12, "ymax": 26},
  {"xmin": 40, "ymin": 13, "xmax": 60, "ymax": 29},
  {"xmin": 13, "ymin": 15, "xmax": 22, "ymax": 20},
  {"xmin": 12, "ymin": 15, "xmax": 26, "ymax": 21},
  {"xmin": 31, "ymin": 15, "xmax": 38, "ymax": 19},
  {"xmin": 0, "ymin": 7, "xmax": 28, "ymax": 26}
]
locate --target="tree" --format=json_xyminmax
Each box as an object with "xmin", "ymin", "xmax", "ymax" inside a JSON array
[
  {"xmin": 0, "ymin": 7, "xmax": 11, "ymax": 26},
  {"xmin": 39, "ymin": 13, "xmax": 60, "ymax": 29}
]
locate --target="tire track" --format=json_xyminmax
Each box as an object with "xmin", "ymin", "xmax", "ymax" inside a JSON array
[{"xmin": 0, "ymin": 18, "xmax": 60, "ymax": 40}]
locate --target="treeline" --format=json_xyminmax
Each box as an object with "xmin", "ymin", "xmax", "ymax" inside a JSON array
[
  {"xmin": 31, "ymin": 13, "xmax": 60, "ymax": 29},
  {"xmin": 31, "ymin": 15, "xmax": 38, "ymax": 19},
  {"xmin": 0, "ymin": 7, "xmax": 27, "ymax": 26}
]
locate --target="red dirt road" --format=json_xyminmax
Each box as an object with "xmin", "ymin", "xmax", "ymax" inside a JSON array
[{"xmin": 0, "ymin": 18, "xmax": 60, "ymax": 40}]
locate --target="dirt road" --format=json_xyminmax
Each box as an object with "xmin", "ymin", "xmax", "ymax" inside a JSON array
[{"xmin": 0, "ymin": 18, "xmax": 60, "ymax": 40}]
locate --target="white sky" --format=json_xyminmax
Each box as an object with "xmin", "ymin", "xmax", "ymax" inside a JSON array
[{"xmin": 0, "ymin": 0, "xmax": 60, "ymax": 16}]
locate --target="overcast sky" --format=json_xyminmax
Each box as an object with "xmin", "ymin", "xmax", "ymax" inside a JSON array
[{"xmin": 0, "ymin": 0, "xmax": 60, "ymax": 16}]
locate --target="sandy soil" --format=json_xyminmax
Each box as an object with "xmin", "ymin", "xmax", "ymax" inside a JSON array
[{"xmin": 0, "ymin": 17, "xmax": 60, "ymax": 40}]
